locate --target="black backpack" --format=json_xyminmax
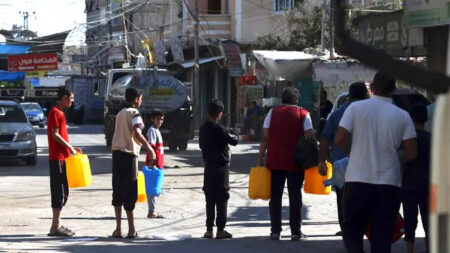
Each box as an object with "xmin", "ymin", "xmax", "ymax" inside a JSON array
[
  {"xmin": 294, "ymin": 135, "xmax": 318, "ymax": 170},
  {"xmin": 293, "ymin": 108, "xmax": 318, "ymax": 170}
]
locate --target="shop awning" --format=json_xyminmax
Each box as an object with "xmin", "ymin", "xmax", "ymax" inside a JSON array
[
  {"xmin": 253, "ymin": 50, "xmax": 322, "ymax": 81},
  {"xmin": 0, "ymin": 70, "xmax": 25, "ymax": 81},
  {"xmin": 0, "ymin": 45, "xmax": 31, "ymax": 55},
  {"xmin": 169, "ymin": 56, "xmax": 225, "ymax": 68}
]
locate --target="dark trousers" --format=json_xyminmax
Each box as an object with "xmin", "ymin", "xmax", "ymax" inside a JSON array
[
  {"xmin": 205, "ymin": 196, "xmax": 228, "ymax": 231},
  {"xmin": 111, "ymin": 150, "xmax": 137, "ymax": 211},
  {"xmin": 402, "ymin": 188, "xmax": 429, "ymax": 249},
  {"xmin": 336, "ymin": 187, "xmax": 344, "ymax": 230},
  {"xmin": 343, "ymin": 182, "xmax": 401, "ymax": 253},
  {"xmin": 269, "ymin": 170, "xmax": 305, "ymax": 235},
  {"xmin": 203, "ymin": 163, "xmax": 230, "ymax": 231}
]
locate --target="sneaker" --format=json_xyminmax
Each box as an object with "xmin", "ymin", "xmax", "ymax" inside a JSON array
[
  {"xmin": 270, "ymin": 233, "xmax": 280, "ymax": 240},
  {"xmin": 216, "ymin": 230, "xmax": 232, "ymax": 239},
  {"xmin": 291, "ymin": 232, "xmax": 306, "ymax": 241},
  {"xmin": 203, "ymin": 229, "xmax": 213, "ymax": 239}
]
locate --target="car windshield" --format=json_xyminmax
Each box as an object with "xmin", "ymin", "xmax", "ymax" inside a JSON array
[
  {"xmin": 21, "ymin": 103, "xmax": 41, "ymax": 112},
  {"xmin": 112, "ymin": 74, "xmax": 133, "ymax": 87},
  {"xmin": 0, "ymin": 105, "xmax": 28, "ymax": 123}
]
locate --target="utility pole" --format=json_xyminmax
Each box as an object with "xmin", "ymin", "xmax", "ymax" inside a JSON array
[
  {"xmin": 320, "ymin": 0, "xmax": 326, "ymax": 52},
  {"xmin": 329, "ymin": 0, "xmax": 334, "ymax": 59},
  {"xmin": 122, "ymin": 2, "xmax": 130, "ymax": 63},
  {"xmin": 19, "ymin": 11, "xmax": 35, "ymax": 31},
  {"xmin": 193, "ymin": 0, "xmax": 200, "ymax": 128}
]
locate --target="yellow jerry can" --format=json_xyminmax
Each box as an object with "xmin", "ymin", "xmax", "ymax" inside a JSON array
[
  {"xmin": 304, "ymin": 161, "xmax": 332, "ymax": 195},
  {"xmin": 248, "ymin": 166, "xmax": 271, "ymax": 200},
  {"xmin": 65, "ymin": 152, "xmax": 92, "ymax": 189},
  {"xmin": 136, "ymin": 171, "xmax": 147, "ymax": 203}
]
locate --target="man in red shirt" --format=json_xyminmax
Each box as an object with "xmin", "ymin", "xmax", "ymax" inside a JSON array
[{"xmin": 47, "ymin": 87, "xmax": 80, "ymax": 237}]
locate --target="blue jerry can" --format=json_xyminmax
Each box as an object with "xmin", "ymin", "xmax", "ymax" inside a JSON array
[{"xmin": 143, "ymin": 166, "xmax": 164, "ymax": 197}]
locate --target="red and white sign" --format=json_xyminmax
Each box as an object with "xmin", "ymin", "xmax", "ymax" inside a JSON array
[{"xmin": 8, "ymin": 53, "xmax": 58, "ymax": 72}]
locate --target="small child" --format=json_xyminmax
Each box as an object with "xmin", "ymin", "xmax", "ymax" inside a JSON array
[
  {"xmin": 145, "ymin": 109, "xmax": 165, "ymax": 219},
  {"xmin": 199, "ymin": 99, "xmax": 238, "ymax": 239},
  {"xmin": 111, "ymin": 87, "xmax": 155, "ymax": 239},
  {"xmin": 402, "ymin": 103, "xmax": 431, "ymax": 253}
]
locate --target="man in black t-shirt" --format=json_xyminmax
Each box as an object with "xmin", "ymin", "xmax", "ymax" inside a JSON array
[
  {"xmin": 199, "ymin": 99, "xmax": 238, "ymax": 239},
  {"xmin": 320, "ymin": 89, "xmax": 333, "ymax": 119},
  {"xmin": 402, "ymin": 103, "xmax": 431, "ymax": 253}
]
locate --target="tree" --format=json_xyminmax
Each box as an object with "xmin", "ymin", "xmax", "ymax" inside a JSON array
[{"xmin": 254, "ymin": 0, "xmax": 330, "ymax": 51}]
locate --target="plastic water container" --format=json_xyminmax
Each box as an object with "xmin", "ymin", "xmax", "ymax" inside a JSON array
[
  {"xmin": 248, "ymin": 166, "xmax": 271, "ymax": 200},
  {"xmin": 304, "ymin": 161, "xmax": 332, "ymax": 195},
  {"xmin": 136, "ymin": 171, "xmax": 147, "ymax": 203},
  {"xmin": 143, "ymin": 166, "xmax": 164, "ymax": 197},
  {"xmin": 65, "ymin": 152, "xmax": 92, "ymax": 189},
  {"xmin": 366, "ymin": 213, "xmax": 404, "ymax": 243}
]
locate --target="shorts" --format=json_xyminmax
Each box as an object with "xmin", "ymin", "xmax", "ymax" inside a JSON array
[
  {"xmin": 49, "ymin": 160, "xmax": 69, "ymax": 209},
  {"xmin": 112, "ymin": 150, "xmax": 138, "ymax": 211}
]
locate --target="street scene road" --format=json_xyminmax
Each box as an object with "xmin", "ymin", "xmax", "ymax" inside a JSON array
[{"xmin": 0, "ymin": 125, "xmax": 426, "ymax": 252}]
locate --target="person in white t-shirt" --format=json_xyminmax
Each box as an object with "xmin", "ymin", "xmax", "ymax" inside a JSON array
[{"xmin": 335, "ymin": 72, "xmax": 417, "ymax": 253}]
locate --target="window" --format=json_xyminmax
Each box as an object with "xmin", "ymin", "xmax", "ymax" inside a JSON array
[
  {"xmin": 0, "ymin": 105, "xmax": 28, "ymax": 123},
  {"xmin": 274, "ymin": 0, "xmax": 300, "ymax": 12}
]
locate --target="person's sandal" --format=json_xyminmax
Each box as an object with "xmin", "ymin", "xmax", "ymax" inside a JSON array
[
  {"xmin": 60, "ymin": 226, "xmax": 75, "ymax": 235},
  {"xmin": 216, "ymin": 230, "xmax": 232, "ymax": 239},
  {"xmin": 112, "ymin": 229, "xmax": 122, "ymax": 238},
  {"xmin": 291, "ymin": 232, "xmax": 307, "ymax": 241},
  {"xmin": 147, "ymin": 213, "xmax": 165, "ymax": 219},
  {"xmin": 203, "ymin": 230, "xmax": 213, "ymax": 239},
  {"xmin": 48, "ymin": 227, "xmax": 74, "ymax": 237},
  {"xmin": 270, "ymin": 233, "xmax": 280, "ymax": 241},
  {"xmin": 126, "ymin": 232, "xmax": 138, "ymax": 239}
]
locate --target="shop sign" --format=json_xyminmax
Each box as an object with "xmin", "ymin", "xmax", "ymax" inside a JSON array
[
  {"xmin": 8, "ymin": 53, "xmax": 58, "ymax": 72},
  {"xmin": 25, "ymin": 71, "xmax": 46, "ymax": 77},
  {"xmin": 1, "ymin": 89, "xmax": 24, "ymax": 97},
  {"xmin": 108, "ymin": 46, "xmax": 125, "ymax": 63},
  {"xmin": 353, "ymin": 11, "xmax": 426, "ymax": 56},
  {"xmin": 404, "ymin": 0, "xmax": 450, "ymax": 27},
  {"xmin": 169, "ymin": 36, "xmax": 184, "ymax": 62},
  {"xmin": 220, "ymin": 41, "xmax": 244, "ymax": 77},
  {"xmin": 35, "ymin": 89, "xmax": 58, "ymax": 97}
]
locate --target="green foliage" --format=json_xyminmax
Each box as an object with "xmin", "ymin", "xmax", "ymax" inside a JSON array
[{"xmin": 254, "ymin": 2, "xmax": 330, "ymax": 51}]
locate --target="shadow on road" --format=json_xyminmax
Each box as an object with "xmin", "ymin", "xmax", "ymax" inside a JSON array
[
  {"xmin": 0, "ymin": 234, "xmax": 349, "ymax": 253},
  {"xmin": 0, "ymin": 233, "xmax": 428, "ymax": 253}
]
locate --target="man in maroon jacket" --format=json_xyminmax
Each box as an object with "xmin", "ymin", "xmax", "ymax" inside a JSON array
[{"xmin": 258, "ymin": 87, "xmax": 315, "ymax": 241}]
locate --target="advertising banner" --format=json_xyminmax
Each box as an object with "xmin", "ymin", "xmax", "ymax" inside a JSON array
[
  {"xmin": 404, "ymin": 0, "xmax": 450, "ymax": 27},
  {"xmin": 221, "ymin": 41, "xmax": 244, "ymax": 77},
  {"xmin": 8, "ymin": 53, "xmax": 58, "ymax": 72}
]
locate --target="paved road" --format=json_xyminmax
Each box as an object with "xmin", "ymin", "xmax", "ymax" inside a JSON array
[{"xmin": 0, "ymin": 125, "xmax": 426, "ymax": 252}]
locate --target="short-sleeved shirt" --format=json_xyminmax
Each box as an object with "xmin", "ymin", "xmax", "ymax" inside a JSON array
[
  {"xmin": 112, "ymin": 107, "xmax": 144, "ymax": 157},
  {"xmin": 263, "ymin": 106, "xmax": 313, "ymax": 130},
  {"xmin": 320, "ymin": 102, "xmax": 351, "ymax": 163},
  {"xmin": 47, "ymin": 107, "xmax": 70, "ymax": 160},
  {"xmin": 339, "ymin": 95, "xmax": 416, "ymax": 187},
  {"xmin": 147, "ymin": 126, "xmax": 164, "ymax": 169}
]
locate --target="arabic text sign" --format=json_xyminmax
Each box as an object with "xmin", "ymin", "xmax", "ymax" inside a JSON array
[
  {"xmin": 8, "ymin": 53, "xmax": 58, "ymax": 72},
  {"xmin": 221, "ymin": 41, "xmax": 244, "ymax": 77},
  {"xmin": 404, "ymin": 0, "xmax": 450, "ymax": 27}
]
